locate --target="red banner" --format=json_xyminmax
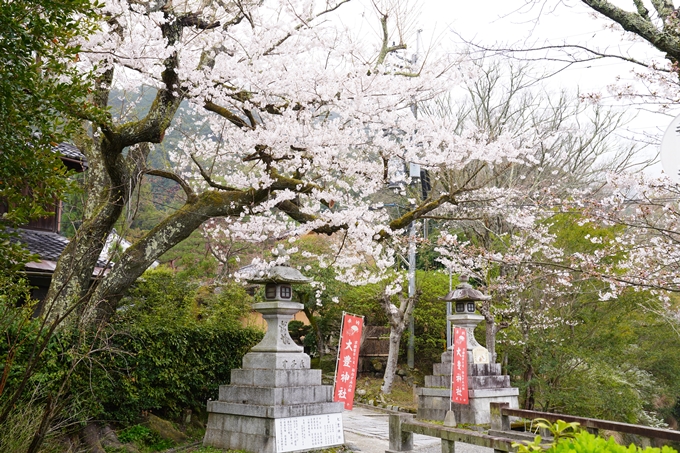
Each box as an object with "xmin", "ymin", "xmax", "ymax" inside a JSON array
[
  {"xmin": 451, "ymin": 327, "xmax": 469, "ymax": 404},
  {"xmin": 333, "ymin": 313, "xmax": 363, "ymax": 410}
]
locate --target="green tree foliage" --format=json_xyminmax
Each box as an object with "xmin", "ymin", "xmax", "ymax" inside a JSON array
[
  {"xmin": 0, "ymin": 0, "xmax": 99, "ymax": 227},
  {"xmin": 97, "ymin": 269, "xmax": 261, "ymax": 421},
  {"xmin": 93, "ymin": 322, "xmax": 262, "ymax": 423},
  {"xmin": 0, "ymin": 6, "xmax": 100, "ymax": 440},
  {"xmin": 0, "ymin": 267, "xmax": 262, "ymax": 441},
  {"xmin": 410, "ymin": 271, "xmax": 451, "ymax": 368},
  {"xmin": 500, "ymin": 275, "xmax": 680, "ymax": 424},
  {"xmin": 158, "ymin": 230, "xmax": 219, "ymax": 279},
  {"xmin": 116, "ymin": 267, "xmax": 253, "ymax": 328}
]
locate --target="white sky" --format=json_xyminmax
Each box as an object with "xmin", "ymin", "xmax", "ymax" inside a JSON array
[{"xmin": 411, "ymin": 0, "xmax": 676, "ymax": 173}]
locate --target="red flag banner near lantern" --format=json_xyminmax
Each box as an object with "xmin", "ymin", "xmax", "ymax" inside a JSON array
[
  {"xmin": 451, "ymin": 327, "xmax": 469, "ymax": 405},
  {"xmin": 333, "ymin": 313, "xmax": 364, "ymax": 410}
]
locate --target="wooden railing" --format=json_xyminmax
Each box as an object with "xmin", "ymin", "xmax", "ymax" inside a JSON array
[
  {"xmin": 490, "ymin": 402, "xmax": 680, "ymax": 446},
  {"xmin": 386, "ymin": 404, "xmax": 680, "ymax": 452},
  {"xmin": 386, "ymin": 413, "xmax": 517, "ymax": 452}
]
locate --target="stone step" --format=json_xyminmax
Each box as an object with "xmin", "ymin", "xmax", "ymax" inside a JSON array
[
  {"xmin": 469, "ymin": 375, "xmax": 510, "ymax": 389},
  {"xmin": 424, "ymin": 374, "xmax": 511, "ymax": 389},
  {"xmin": 230, "ymin": 368, "xmax": 322, "ymax": 387},
  {"xmin": 432, "ymin": 362, "xmax": 502, "ymax": 376},
  {"xmin": 242, "ymin": 351, "xmax": 311, "ymax": 370},
  {"xmin": 417, "ymin": 407, "xmax": 449, "ymax": 422},
  {"xmin": 207, "ymin": 400, "xmax": 344, "ymax": 419},
  {"xmin": 424, "ymin": 375, "xmax": 449, "ymax": 388},
  {"xmin": 471, "ymin": 363, "xmax": 502, "ymax": 376},
  {"xmin": 218, "ymin": 384, "xmax": 333, "ymax": 406}
]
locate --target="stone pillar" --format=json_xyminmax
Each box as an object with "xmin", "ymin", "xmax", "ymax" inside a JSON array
[{"xmin": 204, "ymin": 266, "xmax": 345, "ymax": 452}]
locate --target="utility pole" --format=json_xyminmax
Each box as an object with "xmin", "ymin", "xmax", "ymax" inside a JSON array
[
  {"xmin": 406, "ymin": 221, "xmax": 417, "ymax": 369},
  {"xmin": 406, "ymin": 29, "xmax": 423, "ymax": 370},
  {"xmin": 446, "ymin": 267, "xmax": 452, "ymax": 349}
]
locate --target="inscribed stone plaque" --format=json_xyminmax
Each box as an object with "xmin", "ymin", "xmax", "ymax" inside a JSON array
[
  {"xmin": 274, "ymin": 413, "xmax": 344, "ymax": 452},
  {"xmin": 472, "ymin": 346, "xmax": 490, "ymax": 364}
]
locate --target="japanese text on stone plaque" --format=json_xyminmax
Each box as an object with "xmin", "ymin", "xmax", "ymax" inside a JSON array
[
  {"xmin": 274, "ymin": 413, "xmax": 344, "ymax": 453},
  {"xmin": 333, "ymin": 313, "xmax": 363, "ymax": 410},
  {"xmin": 451, "ymin": 327, "xmax": 469, "ymax": 405}
]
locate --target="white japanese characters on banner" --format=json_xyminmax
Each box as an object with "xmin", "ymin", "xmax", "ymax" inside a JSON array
[
  {"xmin": 451, "ymin": 327, "xmax": 469, "ymax": 405},
  {"xmin": 274, "ymin": 413, "xmax": 344, "ymax": 452},
  {"xmin": 333, "ymin": 313, "xmax": 364, "ymax": 410}
]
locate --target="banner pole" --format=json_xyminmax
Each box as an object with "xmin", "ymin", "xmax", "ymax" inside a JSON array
[{"xmin": 333, "ymin": 311, "xmax": 346, "ymax": 400}]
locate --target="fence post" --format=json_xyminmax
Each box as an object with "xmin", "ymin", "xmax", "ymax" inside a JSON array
[
  {"xmin": 441, "ymin": 439, "xmax": 455, "ymax": 453},
  {"xmin": 386, "ymin": 413, "xmax": 414, "ymax": 452},
  {"xmin": 490, "ymin": 402, "xmax": 510, "ymax": 432}
]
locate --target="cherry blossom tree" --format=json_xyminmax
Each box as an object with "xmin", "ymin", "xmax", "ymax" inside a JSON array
[
  {"xmin": 3, "ymin": 0, "xmax": 555, "ymax": 421},
  {"xmin": 423, "ymin": 55, "xmax": 646, "ymax": 356},
  {"xmin": 36, "ymin": 0, "xmax": 570, "ymax": 332}
]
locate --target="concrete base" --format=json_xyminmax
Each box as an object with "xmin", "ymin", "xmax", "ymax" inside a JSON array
[
  {"xmin": 416, "ymin": 350, "xmax": 519, "ymax": 424},
  {"xmin": 205, "ymin": 413, "xmax": 277, "ymax": 452},
  {"xmin": 204, "ymin": 352, "xmax": 345, "ymax": 452},
  {"xmin": 416, "ymin": 387, "xmax": 519, "ymax": 424}
]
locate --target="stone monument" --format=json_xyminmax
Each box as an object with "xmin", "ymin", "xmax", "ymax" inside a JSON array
[
  {"xmin": 204, "ymin": 265, "xmax": 345, "ymax": 452},
  {"xmin": 416, "ymin": 275, "xmax": 519, "ymax": 424}
]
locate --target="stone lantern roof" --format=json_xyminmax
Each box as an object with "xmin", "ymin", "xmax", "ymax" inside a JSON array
[
  {"xmin": 440, "ymin": 274, "xmax": 491, "ymax": 302},
  {"xmin": 247, "ymin": 265, "xmax": 312, "ymax": 284}
]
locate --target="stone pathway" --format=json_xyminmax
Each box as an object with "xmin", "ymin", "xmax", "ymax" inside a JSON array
[{"xmin": 342, "ymin": 405, "xmax": 493, "ymax": 453}]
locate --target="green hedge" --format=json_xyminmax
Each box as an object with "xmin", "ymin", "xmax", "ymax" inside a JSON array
[{"xmin": 96, "ymin": 323, "xmax": 262, "ymax": 423}]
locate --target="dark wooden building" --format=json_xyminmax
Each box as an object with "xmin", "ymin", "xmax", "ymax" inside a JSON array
[{"xmin": 2, "ymin": 143, "xmax": 109, "ymax": 301}]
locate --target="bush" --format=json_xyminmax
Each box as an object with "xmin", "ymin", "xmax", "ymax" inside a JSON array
[
  {"xmin": 548, "ymin": 432, "xmax": 677, "ymax": 453},
  {"xmin": 516, "ymin": 420, "xmax": 678, "ymax": 453},
  {"xmin": 76, "ymin": 268, "xmax": 263, "ymax": 423},
  {"xmin": 95, "ymin": 318, "xmax": 262, "ymax": 423}
]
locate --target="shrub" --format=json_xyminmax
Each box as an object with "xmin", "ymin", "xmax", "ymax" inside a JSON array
[
  {"xmin": 96, "ymin": 322, "xmax": 262, "ymax": 423},
  {"xmin": 548, "ymin": 432, "xmax": 677, "ymax": 453},
  {"xmin": 515, "ymin": 420, "xmax": 679, "ymax": 453}
]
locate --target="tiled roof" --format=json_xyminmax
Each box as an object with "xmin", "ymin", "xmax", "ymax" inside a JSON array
[
  {"xmin": 54, "ymin": 143, "xmax": 88, "ymax": 168},
  {"xmin": 9, "ymin": 228, "xmax": 109, "ymax": 269}
]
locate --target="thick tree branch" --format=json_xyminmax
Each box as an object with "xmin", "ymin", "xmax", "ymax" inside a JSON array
[
  {"xmin": 275, "ymin": 200, "xmax": 346, "ymax": 235},
  {"xmin": 190, "ymin": 153, "xmax": 238, "ymax": 191},
  {"xmin": 144, "ymin": 169, "xmax": 197, "ymax": 202},
  {"xmin": 581, "ymin": 0, "xmax": 680, "ymax": 64},
  {"xmin": 387, "ymin": 194, "xmax": 452, "ymax": 232},
  {"xmin": 376, "ymin": 12, "xmax": 406, "ymax": 66},
  {"xmin": 649, "ymin": 0, "xmax": 675, "ymax": 21},
  {"xmin": 633, "ymin": 0, "xmax": 651, "ymax": 21},
  {"xmin": 204, "ymin": 100, "xmax": 253, "ymax": 129},
  {"xmin": 91, "ymin": 186, "xmax": 274, "ymax": 311}
]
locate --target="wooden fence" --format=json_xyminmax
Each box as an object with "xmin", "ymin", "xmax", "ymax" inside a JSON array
[{"xmin": 386, "ymin": 403, "xmax": 680, "ymax": 452}]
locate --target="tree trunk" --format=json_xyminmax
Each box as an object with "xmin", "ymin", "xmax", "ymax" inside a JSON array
[
  {"xmin": 380, "ymin": 324, "xmax": 405, "ymax": 394},
  {"xmin": 379, "ymin": 290, "xmax": 417, "ymax": 395},
  {"xmin": 523, "ymin": 364, "xmax": 535, "ymax": 410}
]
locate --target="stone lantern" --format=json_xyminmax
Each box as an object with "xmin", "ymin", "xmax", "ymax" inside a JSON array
[
  {"xmin": 440, "ymin": 274, "xmax": 491, "ymax": 363},
  {"xmin": 416, "ymin": 275, "xmax": 518, "ymax": 425},
  {"xmin": 245, "ymin": 265, "xmax": 312, "ymax": 361},
  {"xmin": 204, "ymin": 265, "xmax": 345, "ymax": 452}
]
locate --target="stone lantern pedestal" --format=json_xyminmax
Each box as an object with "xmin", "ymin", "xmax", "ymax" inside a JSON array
[
  {"xmin": 204, "ymin": 266, "xmax": 344, "ymax": 453},
  {"xmin": 416, "ymin": 276, "xmax": 518, "ymax": 424}
]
